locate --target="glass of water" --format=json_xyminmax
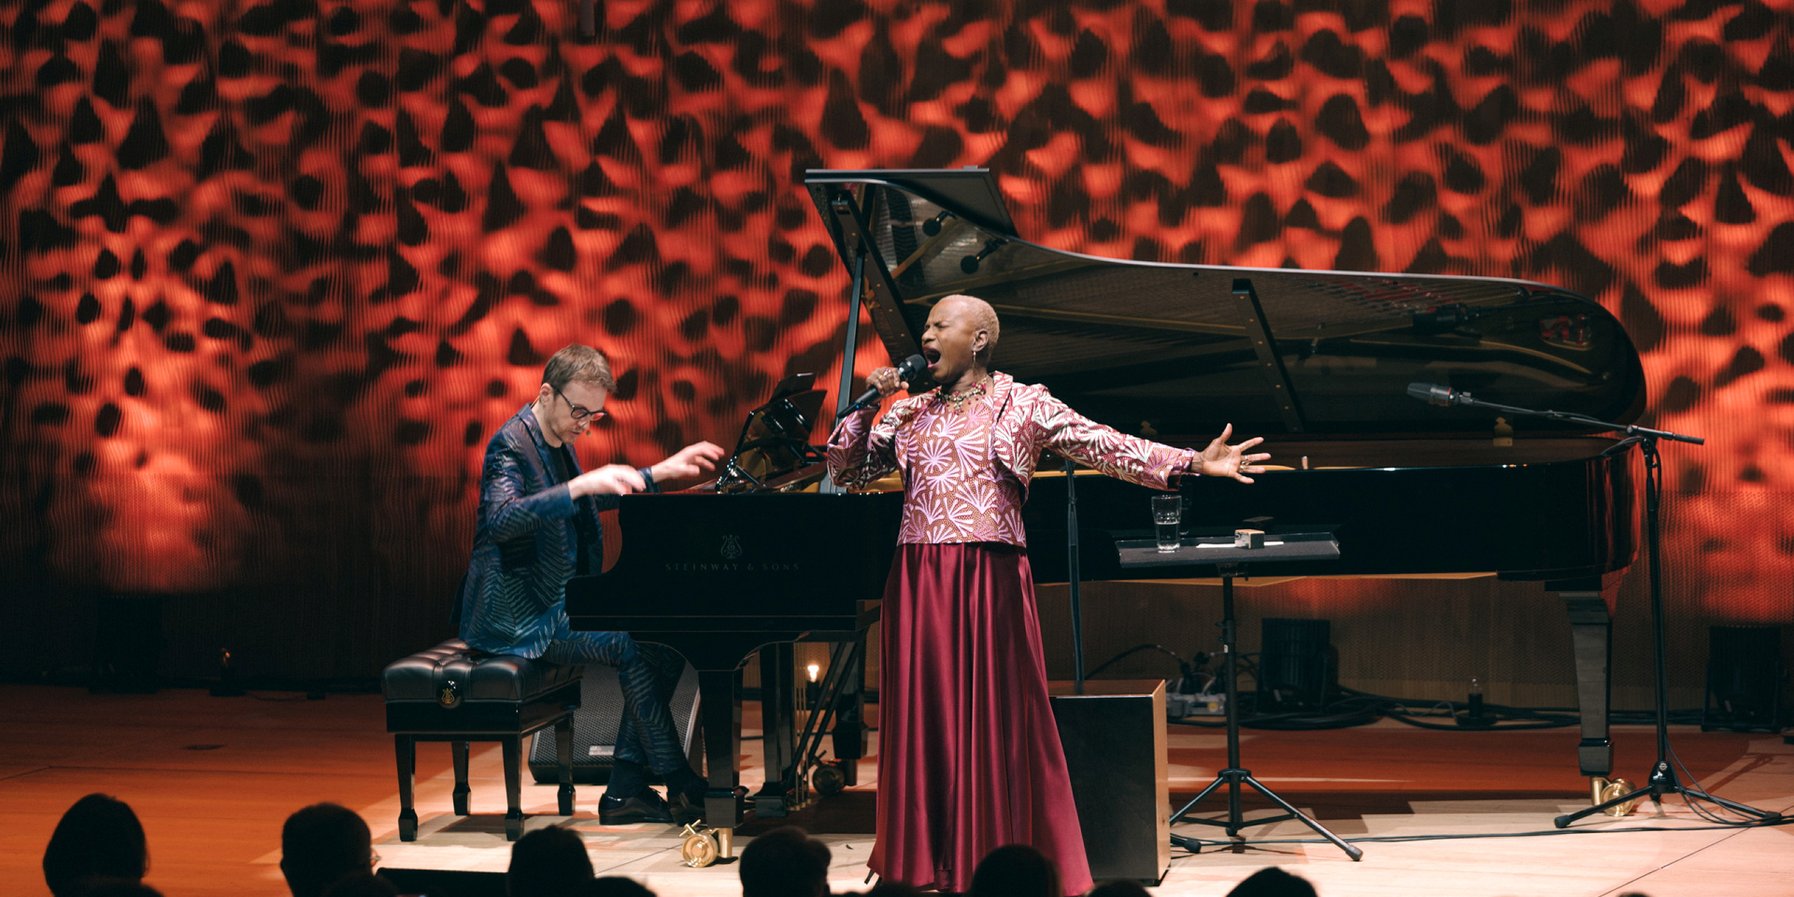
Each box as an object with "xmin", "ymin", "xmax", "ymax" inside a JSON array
[{"xmin": 1152, "ymin": 493, "xmax": 1182, "ymax": 552}]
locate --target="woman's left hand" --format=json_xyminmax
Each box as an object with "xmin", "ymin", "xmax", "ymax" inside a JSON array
[{"xmin": 1194, "ymin": 423, "xmax": 1270, "ymax": 483}]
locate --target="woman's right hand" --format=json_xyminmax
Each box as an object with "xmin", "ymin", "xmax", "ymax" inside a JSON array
[{"xmin": 867, "ymin": 366, "xmax": 910, "ymax": 397}]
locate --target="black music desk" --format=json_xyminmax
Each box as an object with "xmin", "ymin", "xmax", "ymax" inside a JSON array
[{"xmin": 1117, "ymin": 533, "xmax": 1360, "ymax": 859}]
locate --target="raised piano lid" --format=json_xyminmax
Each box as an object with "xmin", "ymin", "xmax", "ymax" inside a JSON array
[{"xmin": 804, "ymin": 169, "xmax": 1646, "ymax": 440}]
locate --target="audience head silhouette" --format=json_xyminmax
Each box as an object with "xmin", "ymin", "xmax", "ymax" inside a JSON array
[
  {"xmin": 861, "ymin": 882, "xmax": 925, "ymax": 897},
  {"xmin": 1225, "ymin": 867, "xmax": 1318, "ymax": 897},
  {"xmin": 507, "ymin": 826, "xmax": 595, "ymax": 896},
  {"xmin": 739, "ymin": 826, "xmax": 831, "ymax": 897},
  {"xmin": 968, "ymin": 845, "xmax": 1058, "ymax": 897},
  {"xmin": 580, "ymin": 876, "xmax": 657, "ymax": 897},
  {"xmin": 280, "ymin": 803, "xmax": 374, "ymax": 897},
  {"xmin": 42, "ymin": 793, "xmax": 150, "ymax": 897},
  {"xmin": 68, "ymin": 881, "xmax": 163, "ymax": 897},
  {"xmin": 321, "ymin": 872, "xmax": 399, "ymax": 897},
  {"xmin": 1085, "ymin": 881, "xmax": 1152, "ymax": 897}
]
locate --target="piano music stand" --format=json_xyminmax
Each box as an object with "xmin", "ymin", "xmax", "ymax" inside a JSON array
[
  {"xmin": 1116, "ymin": 533, "xmax": 1363, "ymax": 861},
  {"xmin": 714, "ymin": 377, "xmax": 826, "ymax": 493}
]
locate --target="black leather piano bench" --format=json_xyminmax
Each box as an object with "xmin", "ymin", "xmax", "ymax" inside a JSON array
[{"xmin": 381, "ymin": 640, "xmax": 583, "ymax": 842}]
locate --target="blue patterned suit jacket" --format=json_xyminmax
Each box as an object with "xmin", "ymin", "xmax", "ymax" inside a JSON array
[{"xmin": 456, "ymin": 404, "xmax": 616, "ymax": 658}]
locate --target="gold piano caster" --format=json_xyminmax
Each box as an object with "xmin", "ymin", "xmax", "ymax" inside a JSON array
[
  {"xmin": 1590, "ymin": 777, "xmax": 1641, "ymax": 817},
  {"xmin": 680, "ymin": 823, "xmax": 733, "ymax": 868}
]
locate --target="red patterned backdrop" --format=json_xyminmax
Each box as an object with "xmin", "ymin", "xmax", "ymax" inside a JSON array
[{"xmin": 2, "ymin": 0, "xmax": 1791, "ymax": 683}]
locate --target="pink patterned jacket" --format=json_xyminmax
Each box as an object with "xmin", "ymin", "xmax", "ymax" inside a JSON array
[{"xmin": 826, "ymin": 371, "xmax": 1198, "ymax": 546}]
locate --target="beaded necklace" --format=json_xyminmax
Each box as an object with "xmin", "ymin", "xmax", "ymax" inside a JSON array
[{"xmin": 937, "ymin": 377, "xmax": 991, "ymax": 409}]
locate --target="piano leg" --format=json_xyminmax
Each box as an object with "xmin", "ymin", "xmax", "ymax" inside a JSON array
[
  {"xmin": 755, "ymin": 643, "xmax": 798, "ymax": 816},
  {"xmin": 831, "ymin": 639, "xmax": 868, "ymax": 787},
  {"xmin": 697, "ymin": 668, "xmax": 745, "ymax": 832},
  {"xmin": 1559, "ymin": 588, "xmax": 1613, "ymax": 778}
]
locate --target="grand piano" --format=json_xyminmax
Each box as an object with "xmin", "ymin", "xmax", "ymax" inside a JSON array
[
  {"xmin": 568, "ymin": 167, "xmax": 1644, "ymax": 849},
  {"xmin": 565, "ymin": 405, "xmax": 902, "ymax": 845},
  {"xmin": 801, "ymin": 168, "xmax": 1642, "ymax": 780}
]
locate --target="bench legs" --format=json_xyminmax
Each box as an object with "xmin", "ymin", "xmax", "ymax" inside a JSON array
[
  {"xmin": 556, "ymin": 714, "xmax": 575, "ymax": 816},
  {"xmin": 502, "ymin": 737, "xmax": 525, "ymax": 840},
  {"xmin": 396, "ymin": 735, "xmax": 419, "ymax": 842},
  {"xmin": 392, "ymin": 726, "xmax": 576, "ymax": 842},
  {"xmin": 451, "ymin": 742, "xmax": 471, "ymax": 815}
]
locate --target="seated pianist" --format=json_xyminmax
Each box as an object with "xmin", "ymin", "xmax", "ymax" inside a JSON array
[{"xmin": 455, "ymin": 343, "xmax": 724, "ymax": 825}]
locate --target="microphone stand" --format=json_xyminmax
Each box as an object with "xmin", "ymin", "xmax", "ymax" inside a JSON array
[
  {"xmin": 1063, "ymin": 456, "xmax": 1085, "ymax": 694},
  {"xmin": 1421, "ymin": 390, "xmax": 1771, "ymax": 826}
]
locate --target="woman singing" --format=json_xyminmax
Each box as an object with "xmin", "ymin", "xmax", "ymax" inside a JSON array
[{"xmin": 828, "ymin": 293, "xmax": 1269, "ymax": 894}]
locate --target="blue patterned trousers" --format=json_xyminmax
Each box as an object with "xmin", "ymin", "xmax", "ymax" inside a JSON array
[{"xmin": 541, "ymin": 624, "xmax": 689, "ymax": 775}]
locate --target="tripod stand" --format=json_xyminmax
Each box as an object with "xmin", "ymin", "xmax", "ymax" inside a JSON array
[
  {"xmin": 1168, "ymin": 562, "xmax": 1364, "ymax": 860},
  {"xmin": 1554, "ymin": 433, "xmax": 1772, "ymax": 826},
  {"xmin": 1409, "ymin": 383, "xmax": 1770, "ymax": 826},
  {"xmin": 1114, "ymin": 533, "xmax": 1359, "ymax": 860}
]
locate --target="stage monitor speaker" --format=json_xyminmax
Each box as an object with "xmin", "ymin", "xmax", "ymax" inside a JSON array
[
  {"xmin": 378, "ymin": 867, "xmax": 505, "ymax": 897},
  {"xmin": 1050, "ymin": 679, "xmax": 1170, "ymax": 885},
  {"xmin": 528, "ymin": 661, "xmax": 703, "ymax": 785},
  {"xmin": 1257, "ymin": 617, "xmax": 1336, "ymax": 710},
  {"xmin": 1702, "ymin": 625, "xmax": 1786, "ymax": 733}
]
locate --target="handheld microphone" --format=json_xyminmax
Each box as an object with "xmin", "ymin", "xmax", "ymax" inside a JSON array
[
  {"xmin": 1407, "ymin": 382, "xmax": 1469, "ymax": 406},
  {"xmin": 841, "ymin": 354, "xmax": 927, "ymax": 417}
]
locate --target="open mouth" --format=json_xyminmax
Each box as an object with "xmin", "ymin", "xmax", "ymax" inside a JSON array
[{"xmin": 922, "ymin": 348, "xmax": 941, "ymax": 368}]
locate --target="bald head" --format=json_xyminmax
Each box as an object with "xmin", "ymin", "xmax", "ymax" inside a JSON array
[{"xmin": 938, "ymin": 294, "xmax": 999, "ymax": 363}]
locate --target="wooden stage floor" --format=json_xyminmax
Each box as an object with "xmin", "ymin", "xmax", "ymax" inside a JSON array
[{"xmin": 2, "ymin": 683, "xmax": 1790, "ymax": 897}]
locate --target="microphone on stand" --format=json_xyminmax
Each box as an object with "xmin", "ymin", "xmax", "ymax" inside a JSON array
[
  {"xmin": 839, "ymin": 354, "xmax": 927, "ymax": 418},
  {"xmin": 1407, "ymin": 382, "xmax": 1471, "ymax": 407}
]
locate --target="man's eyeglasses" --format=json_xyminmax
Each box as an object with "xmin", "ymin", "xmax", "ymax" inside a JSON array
[{"xmin": 553, "ymin": 386, "xmax": 607, "ymax": 423}]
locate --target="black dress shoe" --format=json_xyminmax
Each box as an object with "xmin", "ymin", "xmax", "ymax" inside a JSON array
[{"xmin": 599, "ymin": 790, "xmax": 675, "ymax": 825}]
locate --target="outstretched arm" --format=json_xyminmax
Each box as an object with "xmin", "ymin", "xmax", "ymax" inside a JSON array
[
  {"xmin": 1038, "ymin": 395, "xmax": 1269, "ymax": 487},
  {"xmin": 1190, "ymin": 423, "xmax": 1271, "ymax": 483}
]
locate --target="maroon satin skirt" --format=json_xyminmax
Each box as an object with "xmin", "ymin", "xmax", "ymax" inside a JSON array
[{"xmin": 869, "ymin": 542, "xmax": 1093, "ymax": 896}]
